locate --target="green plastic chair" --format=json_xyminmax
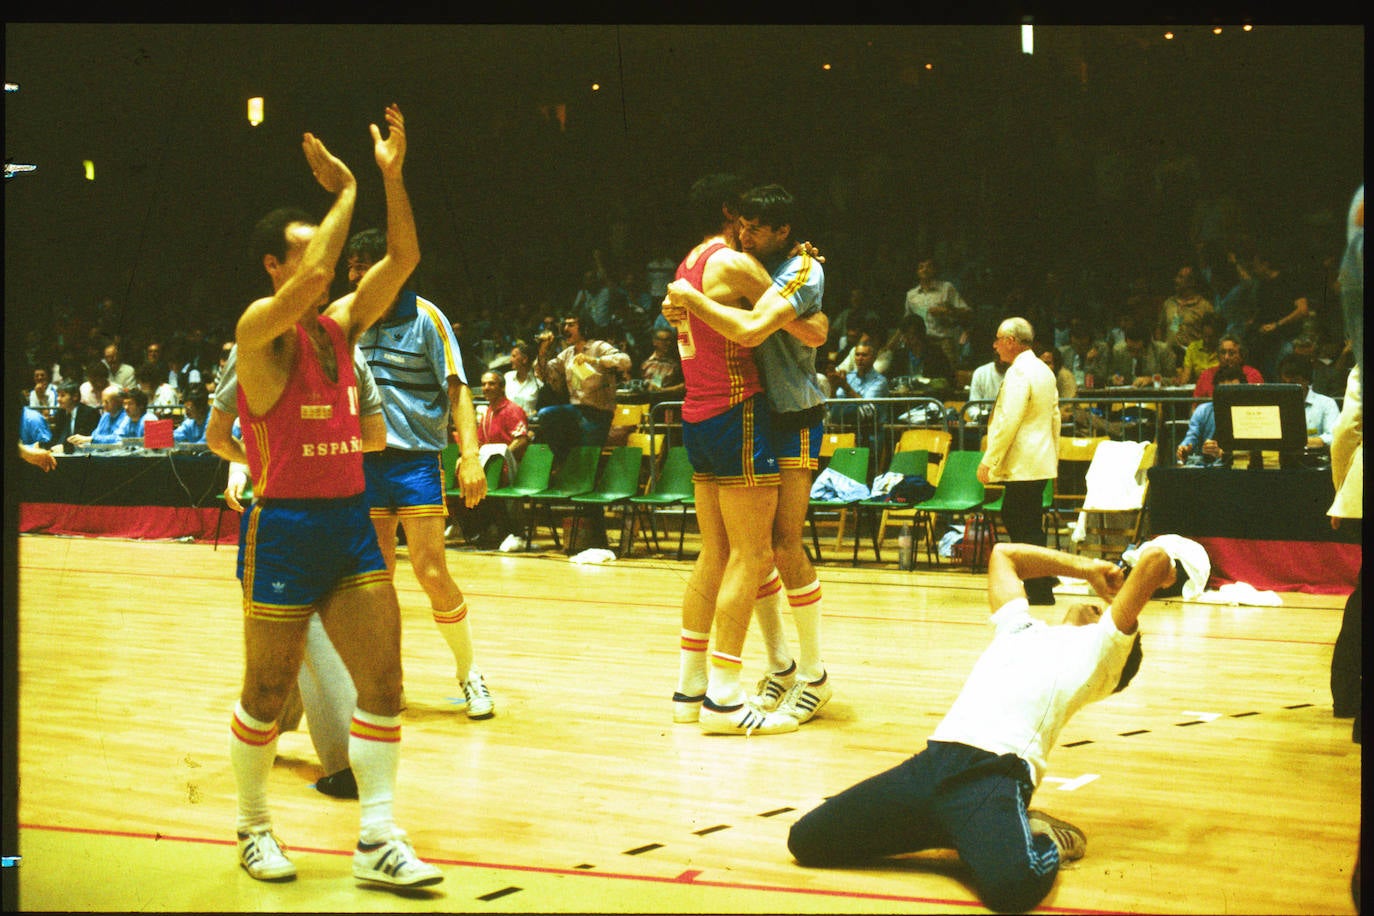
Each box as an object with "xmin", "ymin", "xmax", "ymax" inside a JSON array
[
  {"xmin": 627, "ymin": 446, "xmax": 695, "ymax": 556},
  {"xmin": 486, "ymin": 443, "xmax": 555, "ymax": 549},
  {"xmin": 527, "ymin": 445, "xmax": 602, "ymax": 549},
  {"xmin": 911, "ymin": 449, "xmax": 987, "ymax": 567},
  {"xmin": 570, "ymin": 445, "xmax": 643, "ymax": 556},
  {"xmin": 806, "ymin": 446, "xmax": 870, "ymax": 562},
  {"xmin": 851, "ymin": 448, "xmax": 928, "ymax": 565},
  {"xmin": 440, "ymin": 443, "xmax": 508, "ymax": 545}
]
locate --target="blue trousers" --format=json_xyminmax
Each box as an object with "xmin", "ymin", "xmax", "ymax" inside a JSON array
[{"xmin": 788, "ymin": 741, "xmax": 1061, "ymax": 914}]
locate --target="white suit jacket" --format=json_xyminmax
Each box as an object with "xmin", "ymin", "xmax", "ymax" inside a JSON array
[{"xmin": 982, "ymin": 348, "xmax": 1060, "ymax": 482}]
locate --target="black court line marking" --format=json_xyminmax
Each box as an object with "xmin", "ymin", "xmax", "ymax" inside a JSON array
[
  {"xmin": 1118, "ymin": 729, "xmax": 1150, "ymax": 736},
  {"xmin": 477, "ymin": 887, "xmax": 522, "ymax": 901},
  {"xmin": 623, "ymin": 843, "xmax": 663, "ymax": 856},
  {"xmin": 1175, "ymin": 720, "xmax": 1205, "ymax": 726},
  {"xmin": 758, "ymin": 807, "xmax": 795, "ymax": 818},
  {"xmin": 1062, "ymin": 739, "xmax": 1093, "ymax": 747},
  {"xmin": 1284, "ymin": 703, "xmax": 1313, "ymax": 710},
  {"xmin": 574, "ymin": 864, "xmax": 595, "ymax": 870},
  {"xmin": 693, "ymin": 825, "xmax": 730, "ymax": 836},
  {"xmin": 1230, "ymin": 711, "xmax": 1260, "ymax": 718}
]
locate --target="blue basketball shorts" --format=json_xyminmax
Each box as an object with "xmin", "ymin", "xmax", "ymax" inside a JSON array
[
  {"xmin": 682, "ymin": 393, "xmax": 780, "ymax": 488},
  {"xmin": 363, "ymin": 448, "xmax": 446, "ymax": 519}
]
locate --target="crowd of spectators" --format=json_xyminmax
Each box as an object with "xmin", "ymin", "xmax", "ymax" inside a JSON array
[{"xmin": 16, "ymin": 212, "xmax": 1360, "ymax": 462}]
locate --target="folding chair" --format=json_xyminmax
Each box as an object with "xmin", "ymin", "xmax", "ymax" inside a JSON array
[
  {"xmin": 910, "ymin": 450, "xmax": 986, "ymax": 567},
  {"xmin": 806, "ymin": 446, "xmax": 870, "ymax": 561},
  {"xmin": 852, "ymin": 447, "xmax": 928, "ymax": 565},
  {"xmin": 1072, "ymin": 440, "xmax": 1158, "ymax": 562},
  {"xmin": 485, "ymin": 443, "xmax": 555, "ymax": 551},
  {"xmin": 569, "ymin": 445, "xmax": 643, "ymax": 556},
  {"xmin": 527, "ymin": 445, "xmax": 602, "ymax": 550},
  {"xmin": 627, "ymin": 445, "xmax": 694, "ymax": 556}
]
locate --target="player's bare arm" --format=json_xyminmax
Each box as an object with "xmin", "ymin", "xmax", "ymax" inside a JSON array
[
  {"xmin": 326, "ymin": 104, "xmax": 419, "ymax": 344},
  {"xmin": 450, "ymin": 377, "xmax": 487, "ymax": 508},
  {"xmin": 236, "ymin": 133, "xmax": 357, "ymax": 415},
  {"xmin": 986, "ymin": 542, "xmax": 1124, "ymax": 614}
]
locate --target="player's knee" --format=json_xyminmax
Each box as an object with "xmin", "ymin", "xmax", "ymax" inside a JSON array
[
  {"xmin": 786, "ymin": 815, "xmax": 832, "ymax": 867},
  {"xmin": 978, "ymin": 873, "xmax": 1050, "ymax": 914}
]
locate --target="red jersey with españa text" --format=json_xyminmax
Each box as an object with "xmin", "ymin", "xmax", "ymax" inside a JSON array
[
  {"xmin": 675, "ymin": 241, "xmax": 763, "ymax": 423},
  {"xmin": 238, "ymin": 315, "xmax": 365, "ymax": 499}
]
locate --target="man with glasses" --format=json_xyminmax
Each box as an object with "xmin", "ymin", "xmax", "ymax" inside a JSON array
[{"xmin": 1192, "ymin": 334, "xmax": 1264, "ymax": 399}]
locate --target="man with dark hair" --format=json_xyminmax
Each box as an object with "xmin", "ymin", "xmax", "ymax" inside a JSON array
[
  {"xmin": 351, "ymin": 224, "xmax": 496, "ymax": 720},
  {"xmin": 215, "ymin": 105, "xmax": 443, "ymax": 888},
  {"xmin": 1177, "ymin": 364, "xmax": 1248, "ymax": 465},
  {"xmin": 788, "ymin": 539, "xmax": 1181, "ymax": 915},
  {"xmin": 533, "ymin": 313, "xmax": 629, "ymax": 463},
  {"xmin": 664, "ymin": 182, "xmax": 833, "ymax": 725},
  {"xmin": 49, "ymin": 380, "xmax": 99, "ymax": 451}
]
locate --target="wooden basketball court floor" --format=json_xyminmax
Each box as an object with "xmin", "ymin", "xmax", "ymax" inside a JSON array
[{"xmin": 8, "ymin": 532, "xmax": 1361, "ymax": 914}]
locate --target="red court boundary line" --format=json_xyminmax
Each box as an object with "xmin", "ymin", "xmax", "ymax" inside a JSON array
[{"xmin": 18, "ymin": 822, "xmax": 1131, "ymax": 914}]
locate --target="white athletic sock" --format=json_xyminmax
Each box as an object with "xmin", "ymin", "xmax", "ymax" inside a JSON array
[
  {"xmin": 230, "ymin": 701, "xmax": 279, "ymax": 835},
  {"xmin": 433, "ymin": 600, "xmax": 476, "ymax": 681},
  {"xmin": 349, "ymin": 708, "xmax": 401, "ymax": 845},
  {"xmin": 677, "ymin": 628, "xmax": 710, "ymax": 698},
  {"xmin": 753, "ymin": 569, "xmax": 794, "ymax": 675},
  {"xmin": 706, "ymin": 651, "xmax": 746, "ymax": 707},
  {"xmin": 787, "ymin": 578, "xmax": 825, "ymax": 681},
  {"xmin": 297, "ymin": 613, "xmax": 356, "ymax": 776}
]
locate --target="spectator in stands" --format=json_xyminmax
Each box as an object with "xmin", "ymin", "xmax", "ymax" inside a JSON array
[
  {"xmin": 143, "ymin": 341, "xmax": 176, "ymax": 392},
  {"xmin": 1192, "ymin": 334, "xmax": 1264, "ymax": 399},
  {"xmin": 1178, "ymin": 311, "xmax": 1223, "ymax": 386},
  {"xmin": 1277, "ymin": 353, "xmax": 1340, "ymax": 449},
  {"xmin": 882, "ymin": 313, "xmax": 953, "ymax": 389},
  {"xmin": 28, "ymin": 367, "xmax": 57, "ymax": 410},
  {"xmin": 101, "ymin": 341, "xmax": 137, "ymax": 391},
  {"xmin": 174, "ymin": 384, "xmax": 210, "ymax": 444},
  {"xmin": 1245, "ymin": 246, "xmax": 1312, "ymax": 381},
  {"xmin": 904, "ymin": 255, "xmax": 973, "ymax": 370},
  {"xmin": 455, "ymin": 370, "xmax": 533, "ymax": 550},
  {"xmin": 1058, "ymin": 319, "xmax": 1106, "ymax": 389},
  {"xmin": 966, "ymin": 353, "xmax": 1008, "ymax": 423},
  {"xmin": 835, "ymin": 313, "xmax": 893, "ymax": 377},
  {"xmin": 76, "ymin": 385, "xmax": 128, "ymax": 446},
  {"xmin": 503, "ymin": 340, "xmax": 543, "ymax": 418},
  {"xmin": 1037, "ymin": 342, "xmax": 1078, "ymax": 423},
  {"xmin": 1156, "ymin": 263, "xmax": 1214, "ymax": 363},
  {"xmin": 117, "ymin": 387, "xmax": 152, "ymax": 440},
  {"xmin": 640, "ymin": 326, "xmax": 686, "ymax": 400},
  {"xmin": 48, "ymin": 381, "xmax": 99, "ymax": 452},
  {"xmin": 533, "ymin": 313, "xmax": 630, "ymax": 463},
  {"xmin": 827, "ymin": 342, "xmax": 889, "ymax": 454},
  {"xmin": 80, "ymin": 360, "xmax": 110, "ymax": 409},
  {"xmin": 137, "ymin": 361, "xmax": 181, "ymax": 416},
  {"xmin": 211, "ymin": 340, "xmax": 235, "ymax": 393},
  {"xmin": 1176, "ymin": 365, "xmax": 1248, "ymax": 465},
  {"xmin": 1101, "ymin": 323, "xmax": 1177, "ymax": 388},
  {"xmin": 20, "ymin": 404, "xmax": 53, "ymax": 448}
]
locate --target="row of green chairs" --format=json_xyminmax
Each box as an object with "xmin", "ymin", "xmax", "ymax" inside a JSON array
[{"xmin": 441, "ymin": 442, "xmax": 653, "ymax": 556}]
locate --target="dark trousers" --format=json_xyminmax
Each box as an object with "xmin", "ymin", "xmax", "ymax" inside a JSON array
[
  {"xmin": 788, "ymin": 741, "xmax": 1061, "ymax": 914},
  {"xmin": 1331, "ymin": 567, "xmax": 1362, "ymax": 739},
  {"xmin": 535, "ymin": 403, "xmax": 612, "ymax": 464},
  {"xmin": 1001, "ymin": 478, "xmax": 1054, "ymax": 603}
]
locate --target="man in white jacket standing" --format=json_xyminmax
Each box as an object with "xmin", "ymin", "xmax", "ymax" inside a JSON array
[{"xmin": 978, "ymin": 317, "xmax": 1061, "ymax": 604}]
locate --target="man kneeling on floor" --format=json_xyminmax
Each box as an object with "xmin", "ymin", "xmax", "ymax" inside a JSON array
[{"xmin": 788, "ymin": 538, "xmax": 1184, "ymax": 913}]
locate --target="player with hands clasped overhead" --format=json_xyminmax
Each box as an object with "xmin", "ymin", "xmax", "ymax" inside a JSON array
[{"xmin": 223, "ymin": 105, "xmax": 444, "ymax": 890}]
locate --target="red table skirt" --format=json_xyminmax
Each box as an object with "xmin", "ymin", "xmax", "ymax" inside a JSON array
[
  {"xmin": 20, "ymin": 503, "xmax": 237, "ymax": 545},
  {"xmin": 1196, "ymin": 536, "xmax": 1360, "ymax": 595}
]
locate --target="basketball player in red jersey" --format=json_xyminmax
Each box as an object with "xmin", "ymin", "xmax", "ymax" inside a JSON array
[
  {"xmin": 665, "ymin": 175, "xmax": 827, "ymax": 735},
  {"xmin": 224, "ymin": 105, "xmax": 443, "ymax": 888}
]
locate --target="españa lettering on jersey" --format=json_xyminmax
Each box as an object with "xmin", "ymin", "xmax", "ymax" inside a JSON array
[{"xmin": 237, "ymin": 314, "xmax": 365, "ymax": 499}]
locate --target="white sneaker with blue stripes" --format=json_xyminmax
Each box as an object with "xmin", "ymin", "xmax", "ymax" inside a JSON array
[{"xmin": 353, "ymin": 831, "xmax": 444, "ymax": 887}]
